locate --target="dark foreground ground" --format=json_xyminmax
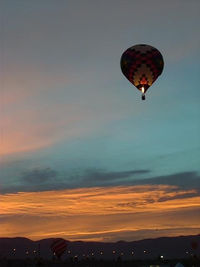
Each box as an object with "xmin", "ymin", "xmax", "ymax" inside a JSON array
[{"xmin": 0, "ymin": 258, "xmax": 199, "ymax": 267}]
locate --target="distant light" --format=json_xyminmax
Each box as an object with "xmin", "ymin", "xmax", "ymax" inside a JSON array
[
  {"xmin": 91, "ymin": 252, "xmax": 94, "ymax": 256},
  {"xmin": 120, "ymin": 252, "xmax": 124, "ymax": 256},
  {"xmin": 112, "ymin": 250, "xmax": 116, "ymax": 254},
  {"xmin": 68, "ymin": 250, "xmax": 71, "ymax": 254},
  {"xmin": 100, "ymin": 251, "xmax": 103, "ymax": 255},
  {"xmin": 131, "ymin": 251, "xmax": 134, "ymax": 255},
  {"xmin": 144, "ymin": 250, "xmax": 146, "ymax": 253},
  {"xmin": 160, "ymin": 255, "xmax": 164, "ymax": 259},
  {"xmin": 13, "ymin": 248, "xmax": 16, "ymax": 252}
]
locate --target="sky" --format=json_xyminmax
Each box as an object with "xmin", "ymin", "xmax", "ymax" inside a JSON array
[{"xmin": 0, "ymin": 0, "xmax": 200, "ymax": 242}]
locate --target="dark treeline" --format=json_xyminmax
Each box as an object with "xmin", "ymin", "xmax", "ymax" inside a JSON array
[{"xmin": 0, "ymin": 257, "xmax": 199, "ymax": 267}]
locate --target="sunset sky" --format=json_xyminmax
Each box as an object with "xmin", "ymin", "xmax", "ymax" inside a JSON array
[{"xmin": 0, "ymin": 0, "xmax": 200, "ymax": 242}]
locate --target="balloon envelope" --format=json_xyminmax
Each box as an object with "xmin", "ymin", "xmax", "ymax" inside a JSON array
[
  {"xmin": 50, "ymin": 238, "xmax": 67, "ymax": 258},
  {"xmin": 120, "ymin": 44, "xmax": 164, "ymax": 93}
]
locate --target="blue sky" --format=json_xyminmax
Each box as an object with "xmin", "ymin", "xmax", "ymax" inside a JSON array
[{"xmin": 0, "ymin": 0, "xmax": 200, "ymax": 241}]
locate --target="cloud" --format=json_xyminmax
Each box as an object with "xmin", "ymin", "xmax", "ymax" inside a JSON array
[
  {"xmin": 1, "ymin": 167, "xmax": 150, "ymax": 194},
  {"xmin": 22, "ymin": 168, "xmax": 57, "ymax": 184},
  {"xmin": 0, "ymin": 184, "xmax": 199, "ymax": 241},
  {"xmin": 1, "ymin": 169, "xmax": 200, "ymax": 195},
  {"xmin": 157, "ymin": 192, "xmax": 199, "ymax": 203},
  {"xmin": 78, "ymin": 171, "xmax": 200, "ymax": 193},
  {"xmin": 81, "ymin": 169, "xmax": 149, "ymax": 186},
  {"xmin": 133, "ymin": 171, "xmax": 200, "ymax": 190},
  {"xmin": 2, "ymin": 184, "xmax": 199, "ymax": 216}
]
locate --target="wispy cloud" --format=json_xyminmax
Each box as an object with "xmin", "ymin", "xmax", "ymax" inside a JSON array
[
  {"xmin": 0, "ymin": 184, "xmax": 199, "ymax": 241},
  {"xmin": 80, "ymin": 169, "xmax": 150, "ymax": 186},
  {"xmin": 22, "ymin": 168, "xmax": 57, "ymax": 184},
  {"xmin": 134, "ymin": 171, "xmax": 200, "ymax": 190},
  {"xmin": 1, "ymin": 169, "xmax": 200, "ymax": 194}
]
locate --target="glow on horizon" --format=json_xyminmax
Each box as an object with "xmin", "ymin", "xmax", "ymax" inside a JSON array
[{"xmin": 0, "ymin": 184, "xmax": 199, "ymax": 241}]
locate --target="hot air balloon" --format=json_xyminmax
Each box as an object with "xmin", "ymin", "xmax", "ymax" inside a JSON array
[
  {"xmin": 50, "ymin": 238, "xmax": 67, "ymax": 259},
  {"xmin": 120, "ymin": 44, "xmax": 164, "ymax": 100}
]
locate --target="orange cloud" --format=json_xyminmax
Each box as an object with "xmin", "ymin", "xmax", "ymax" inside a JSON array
[{"xmin": 0, "ymin": 185, "xmax": 199, "ymax": 241}]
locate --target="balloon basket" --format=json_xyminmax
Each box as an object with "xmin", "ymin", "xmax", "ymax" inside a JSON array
[{"xmin": 142, "ymin": 94, "xmax": 145, "ymax": 100}]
